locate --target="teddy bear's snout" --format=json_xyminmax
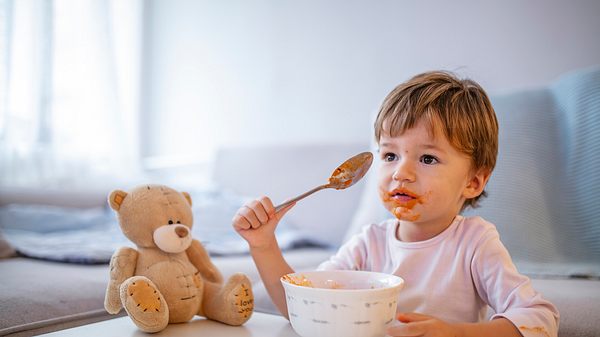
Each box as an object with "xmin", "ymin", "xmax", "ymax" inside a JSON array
[
  {"xmin": 152, "ymin": 223, "xmax": 193, "ymax": 253},
  {"xmin": 175, "ymin": 226, "xmax": 189, "ymax": 238}
]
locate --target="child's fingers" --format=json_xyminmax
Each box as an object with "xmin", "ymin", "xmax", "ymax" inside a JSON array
[
  {"xmin": 248, "ymin": 199, "xmax": 269, "ymax": 223},
  {"xmin": 386, "ymin": 319, "xmax": 424, "ymax": 337},
  {"xmin": 232, "ymin": 213, "xmax": 252, "ymax": 230},
  {"xmin": 397, "ymin": 312, "xmax": 430, "ymax": 323},
  {"xmin": 258, "ymin": 196, "xmax": 275, "ymax": 216},
  {"xmin": 240, "ymin": 205, "xmax": 262, "ymax": 228}
]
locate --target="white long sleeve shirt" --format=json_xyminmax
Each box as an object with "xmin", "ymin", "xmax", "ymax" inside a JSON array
[{"xmin": 318, "ymin": 215, "xmax": 559, "ymax": 337}]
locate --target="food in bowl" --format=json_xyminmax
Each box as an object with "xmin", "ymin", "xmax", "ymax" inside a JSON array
[
  {"xmin": 281, "ymin": 274, "xmax": 314, "ymax": 287},
  {"xmin": 281, "ymin": 270, "xmax": 405, "ymax": 337}
]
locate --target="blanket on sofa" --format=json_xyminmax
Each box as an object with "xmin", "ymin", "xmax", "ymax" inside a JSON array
[{"xmin": 0, "ymin": 187, "xmax": 327, "ymax": 264}]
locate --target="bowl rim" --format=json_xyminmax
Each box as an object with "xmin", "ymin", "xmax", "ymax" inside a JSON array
[{"xmin": 280, "ymin": 270, "xmax": 405, "ymax": 293}]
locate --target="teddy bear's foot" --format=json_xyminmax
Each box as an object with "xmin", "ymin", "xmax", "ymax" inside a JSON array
[
  {"xmin": 203, "ymin": 272, "xmax": 254, "ymax": 326},
  {"xmin": 120, "ymin": 276, "xmax": 169, "ymax": 333}
]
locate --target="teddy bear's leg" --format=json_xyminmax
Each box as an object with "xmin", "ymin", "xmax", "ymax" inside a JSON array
[
  {"xmin": 119, "ymin": 276, "xmax": 169, "ymax": 333},
  {"xmin": 200, "ymin": 272, "xmax": 254, "ymax": 326}
]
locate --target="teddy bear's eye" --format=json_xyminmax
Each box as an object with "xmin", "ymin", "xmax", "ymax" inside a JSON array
[
  {"xmin": 176, "ymin": 220, "xmax": 181, "ymax": 224},
  {"xmin": 168, "ymin": 220, "xmax": 173, "ymax": 225}
]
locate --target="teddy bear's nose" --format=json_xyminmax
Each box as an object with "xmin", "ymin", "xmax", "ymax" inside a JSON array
[{"xmin": 175, "ymin": 226, "xmax": 189, "ymax": 238}]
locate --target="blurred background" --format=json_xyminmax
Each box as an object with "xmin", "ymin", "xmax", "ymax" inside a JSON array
[{"xmin": 1, "ymin": 0, "xmax": 599, "ymax": 191}]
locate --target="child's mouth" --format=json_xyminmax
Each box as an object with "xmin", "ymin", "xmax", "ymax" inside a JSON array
[
  {"xmin": 389, "ymin": 188, "xmax": 418, "ymax": 201},
  {"xmin": 391, "ymin": 192, "xmax": 415, "ymax": 203},
  {"xmin": 380, "ymin": 188, "xmax": 428, "ymax": 221},
  {"xmin": 384, "ymin": 187, "xmax": 426, "ymax": 209}
]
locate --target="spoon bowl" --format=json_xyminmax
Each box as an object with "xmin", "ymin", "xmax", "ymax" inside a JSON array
[
  {"xmin": 274, "ymin": 151, "xmax": 373, "ymax": 212},
  {"xmin": 328, "ymin": 152, "xmax": 373, "ymax": 189}
]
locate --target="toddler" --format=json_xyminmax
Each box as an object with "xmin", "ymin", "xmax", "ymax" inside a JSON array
[{"xmin": 233, "ymin": 71, "xmax": 559, "ymax": 337}]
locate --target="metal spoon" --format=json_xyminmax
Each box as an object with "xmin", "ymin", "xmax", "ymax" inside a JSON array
[{"xmin": 274, "ymin": 151, "xmax": 374, "ymax": 212}]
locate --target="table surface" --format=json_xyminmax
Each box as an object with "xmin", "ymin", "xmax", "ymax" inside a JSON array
[{"xmin": 41, "ymin": 312, "xmax": 300, "ymax": 337}]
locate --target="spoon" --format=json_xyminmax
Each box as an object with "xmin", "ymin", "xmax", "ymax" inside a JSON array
[{"xmin": 274, "ymin": 151, "xmax": 374, "ymax": 212}]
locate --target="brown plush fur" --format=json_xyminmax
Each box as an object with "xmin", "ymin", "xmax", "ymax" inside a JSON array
[{"xmin": 104, "ymin": 184, "xmax": 254, "ymax": 333}]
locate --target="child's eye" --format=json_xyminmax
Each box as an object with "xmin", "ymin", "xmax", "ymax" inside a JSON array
[
  {"xmin": 420, "ymin": 154, "xmax": 439, "ymax": 165},
  {"xmin": 382, "ymin": 153, "xmax": 397, "ymax": 162}
]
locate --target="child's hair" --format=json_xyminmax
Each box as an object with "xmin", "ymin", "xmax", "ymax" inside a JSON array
[{"xmin": 374, "ymin": 71, "xmax": 498, "ymax": 209}]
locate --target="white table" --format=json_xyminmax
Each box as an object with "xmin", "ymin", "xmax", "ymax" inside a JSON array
[{"xmin": 41, "ymin": 312, "xmax": 299, "ymax": 337}]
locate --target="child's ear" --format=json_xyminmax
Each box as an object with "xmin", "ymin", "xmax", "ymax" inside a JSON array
[{"xmin": 463, "ymin": 169, "xmax": 491, "ymax": 199}]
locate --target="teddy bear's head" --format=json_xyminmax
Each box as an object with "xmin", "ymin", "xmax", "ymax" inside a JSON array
[{"xmin": 108, "ymin": 184, "xmax": 194, "ymax": 253}]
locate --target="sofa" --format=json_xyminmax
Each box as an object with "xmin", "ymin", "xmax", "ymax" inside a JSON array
[{"xmin": 1, "ymin": 66, "xmax": 599, "ymax": 336}]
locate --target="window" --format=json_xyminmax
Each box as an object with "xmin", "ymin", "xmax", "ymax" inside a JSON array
[{"xmin": 0, "ymin": 0, "xmax": 142, "ymax": 188}]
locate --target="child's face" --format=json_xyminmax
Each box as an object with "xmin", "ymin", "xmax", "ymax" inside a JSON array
[{"xmin": 377, "ymin": 119, "xmax": 485, "ymax": 230}]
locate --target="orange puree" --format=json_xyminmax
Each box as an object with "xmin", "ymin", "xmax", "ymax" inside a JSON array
[
  {"xmin": 380, "ymin": 188, "xmax": 429, "ymax": 220},
  {"xmin": 282, "ymin": 274, "xmax": 313, "ymax": 287},
  {"xmin": 519, "ymin": 326, "xmax": 551, "ymax": 337},
  {"xmin": 393, "ymin": 207, "xmax": 421, "ymax": 221},
  {"xmin": 328, "ymin": 158, "xmax": 362, "ymax": 189}
]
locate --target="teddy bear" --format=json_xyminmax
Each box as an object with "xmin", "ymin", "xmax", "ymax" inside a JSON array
[{"xmin": 104, "ymin": 184, "xmax": 254, "ymax": 332}]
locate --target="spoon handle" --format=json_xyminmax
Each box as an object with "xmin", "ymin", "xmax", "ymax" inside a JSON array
[{"xmin": 274, "ymin": 184, "xmax": 330, "ymax": 212}]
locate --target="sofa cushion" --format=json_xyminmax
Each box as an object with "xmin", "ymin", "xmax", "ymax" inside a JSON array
[
  {"xmin": 0, "ymin": 248, "xmax": 333, "ymax": 336},
  {"xmin": 530, "ymin": 278, "xmax": 600, "ymax": 337},
  {"xmin": 0, "ymin": 258, "xmax": 115, "ymax": 336}
]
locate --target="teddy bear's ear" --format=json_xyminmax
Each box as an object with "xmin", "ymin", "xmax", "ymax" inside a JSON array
[
  {"xmin": 108, "ymin": 190, "xmax": 128, "ymax": 211},
  {"xmin": 182, "ymin": 192, "xmax": 192, "ymax": 207}
]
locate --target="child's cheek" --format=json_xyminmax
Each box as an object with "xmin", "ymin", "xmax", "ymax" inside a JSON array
[{"xmin": 378, "ymin": 189, "xmax": 394, "ymax": 212}]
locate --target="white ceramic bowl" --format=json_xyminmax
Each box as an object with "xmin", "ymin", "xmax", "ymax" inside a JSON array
[{"xmin": 281, "ymin": 270, "xmax": 405, "ymax": 337}]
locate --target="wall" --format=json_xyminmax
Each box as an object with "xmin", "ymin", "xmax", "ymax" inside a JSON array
[{"xmin": 142, "ymin": 0, "xmax": 600, "ymax": 166}]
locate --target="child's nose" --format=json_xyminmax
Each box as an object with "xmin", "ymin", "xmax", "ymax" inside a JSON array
[{"xmin": 392, "ymin": 161, "xmax": 416, "ymax": 182}]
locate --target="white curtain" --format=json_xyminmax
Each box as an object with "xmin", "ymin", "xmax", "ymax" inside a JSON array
[{"xmin": 0, "ymin": 0, "xmax": 143, "ymax": 188}]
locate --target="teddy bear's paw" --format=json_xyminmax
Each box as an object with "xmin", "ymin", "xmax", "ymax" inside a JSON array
[
  {"xmin": 128, "ymin": 279, "xmax": 161, "ymax": 312},
  {"xmin": 120, "ymin": 276, "xmax": 169, "ymax": 333},
  {"xmin": 224, "ymin": 273, "xmax": 254, "ymax": 325}
]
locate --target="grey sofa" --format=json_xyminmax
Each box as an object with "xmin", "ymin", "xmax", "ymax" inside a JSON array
[{"xmin": 1, "ymin": 66, "xmax": 599, "ymax": 337}]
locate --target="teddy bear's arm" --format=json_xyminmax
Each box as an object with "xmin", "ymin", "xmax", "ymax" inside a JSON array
[
  {"xmin": 104, "ymin": 247, "xmax": 138, "ymax": 314},
  {"xmin": 186, "ymin": 239, "xmax": 224, "ymax": 284}
]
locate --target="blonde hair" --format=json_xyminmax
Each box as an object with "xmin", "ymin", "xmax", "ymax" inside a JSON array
[{"xmin": 374, "ymin": 71, "xmax": 498, "ymax": 209}]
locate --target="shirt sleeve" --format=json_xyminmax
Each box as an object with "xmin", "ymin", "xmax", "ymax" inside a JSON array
[{"xmin": 471, "ymin": 229, "xmax": 560, "ymax": 337}]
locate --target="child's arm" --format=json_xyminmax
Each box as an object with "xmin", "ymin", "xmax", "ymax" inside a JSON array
[
  {"xmin": 387, "ymin": 313, "xmax": 521, "ymax": 337},
  {"xmin": 232, "ymin": 196, "xmax": 296, "ymax": 318}
]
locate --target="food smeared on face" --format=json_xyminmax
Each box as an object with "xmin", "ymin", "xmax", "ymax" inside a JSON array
[{"xmin": 380, "ymin": 187, "xmax": 429, "ymax": 221}]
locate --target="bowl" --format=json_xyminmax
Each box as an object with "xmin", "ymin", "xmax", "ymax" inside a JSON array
[{"xmin": 281, "ymin": 270, "xmax": 405, "ymax": 337}]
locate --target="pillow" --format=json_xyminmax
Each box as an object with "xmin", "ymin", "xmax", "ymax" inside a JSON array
[
  {"xmin": 189, "ymin": 186, "xmax": 327, "ymax": 256},
  {"xmin": 464, "ymin": 67, "xmax": 600, "ymax": 278}
]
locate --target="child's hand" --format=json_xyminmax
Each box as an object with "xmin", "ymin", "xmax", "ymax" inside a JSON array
[
  {"xmin": 232, "ymin": 196, "xmax": 295, "ymax": 251},
  {"xmin": 387, "ymin": 312, "xmax": 460, "ymax": 337}
]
